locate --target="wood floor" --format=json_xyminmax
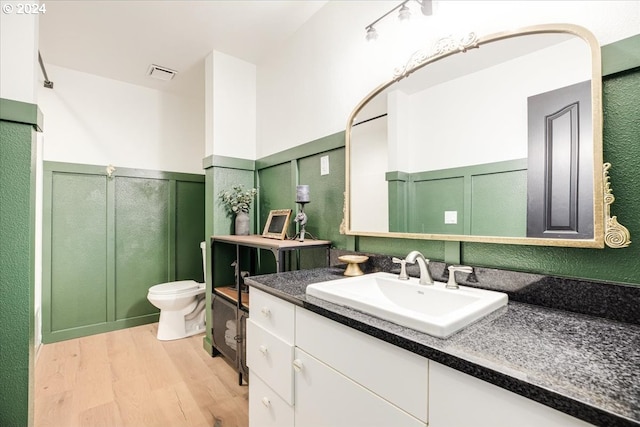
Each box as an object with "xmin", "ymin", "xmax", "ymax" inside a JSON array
[{"xmin": 34, "ymin": 323, "xmax": 248, "ymax": 427}]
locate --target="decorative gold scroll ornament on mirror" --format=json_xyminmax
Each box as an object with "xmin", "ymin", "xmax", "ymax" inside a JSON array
[
  {"xmin": 344, "ymin": 23, "xmax": 630, "ymax": 248},
  {"xmin": 603, "ymin": 163, "xmax": 631, "ymax": 248}
]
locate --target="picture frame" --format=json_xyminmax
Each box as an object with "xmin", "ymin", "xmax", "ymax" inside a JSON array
[{"xmin": 262, "ymin": 209, "xmax": 292, "ymax": 240}]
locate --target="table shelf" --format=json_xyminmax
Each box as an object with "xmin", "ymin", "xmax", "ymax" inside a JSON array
[{"xmin": 209, "ymin": 234, "xmax": 331, "ymax": 385}]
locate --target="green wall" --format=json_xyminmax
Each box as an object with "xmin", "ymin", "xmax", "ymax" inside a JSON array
[
  {"xmin": 42, "ymin": 162, "xmax": 205, "ymax": 343},
  {"xmin": 256, "ymin": 133, "xmax": 347, "ymax": 252},
  {"xmin": 0, "ymin": 99, "xmax": 40, "ymax": 427}
]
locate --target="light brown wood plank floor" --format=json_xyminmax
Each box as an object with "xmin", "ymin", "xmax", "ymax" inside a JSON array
[{"xmin": 35, "ymin": 323, "xmax": 248, "ymax": 427}]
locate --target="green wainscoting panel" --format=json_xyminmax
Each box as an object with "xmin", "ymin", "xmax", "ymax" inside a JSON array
[
  {"xmin": 387, "ymin": 172, "xmax": 410, "ymax": 232},
  {"xmin": 254, "ymin": 138, "xmax": 347, "ymax": 271},
  {"xmin": 413, "ymin": 177, "xmax": 465, "ymax": 235},
  {"xmin": 43, "ymin": 162, "xmax": 205, "ymax": 342},
  {"xmin": 0, "ymin": 117, "xmax": 36, "ymax": 427},
  {"xmin": 257, "ymin": 162, "xmax": 293, "ymax": 272},
  {"xmin": 115, "ymin": 177, "xmax": 170, "ymax": 320},
  {"xmin": 50, "ymin": 173, "xmax": 108, "ymax": 331},
  {"xmin": 176, "ymin": 180, "xmax": 206, "ymax": 282},
  {"xmin": 298, "ymin": 147, "xmax": 347, "ymax": 251},
  {"xmin": 471, "ymin": 170, "xmax": 527, "ymax": 237},
  {"xmin": 258, "ymin": 162, "xmax": 293, "ymax": 224},
  {"xmin": 388, "ymin": 160, "xmax": 527, "ymax": 237}
]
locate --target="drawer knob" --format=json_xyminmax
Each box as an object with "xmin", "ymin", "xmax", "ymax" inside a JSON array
[
  {"xmin": 293, "ymin": 359, "xmax": 304, "ymax": 372},
  {"xmin": 261, "ymin": 307, "xmax": 271, "ymax": 317},
  {"xmin": 259, "ymin": 345, "xmax": 268, "ymax": 356},
  {"xmin": 261, "ymin": 397, "xmax": 271, "ymax": 408}
]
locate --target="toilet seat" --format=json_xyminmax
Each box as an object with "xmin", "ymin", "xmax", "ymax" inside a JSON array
[{"xmin": 148, "ymin": 280, "xmax": 200, "ymax": 295}]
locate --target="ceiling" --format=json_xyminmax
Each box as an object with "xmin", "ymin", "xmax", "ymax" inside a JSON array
[{"xmin": 38, "ymin": 1, "xmax": 329, "ymax": 98}]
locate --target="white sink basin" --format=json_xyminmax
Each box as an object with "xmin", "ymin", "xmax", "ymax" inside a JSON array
[{"xmin": 306, "ymin": 272, "xmax": 508, "ymax": 338}]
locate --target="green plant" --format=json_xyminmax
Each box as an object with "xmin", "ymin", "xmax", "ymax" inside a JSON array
[{"xmin": 219, "ymin": 184, "xmax": 257, "ymax": 215}]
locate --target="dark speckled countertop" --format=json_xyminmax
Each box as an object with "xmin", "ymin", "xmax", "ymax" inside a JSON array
[{"xmin": 245, "ymin": 267, "xmax": 640, "ymax": 427}]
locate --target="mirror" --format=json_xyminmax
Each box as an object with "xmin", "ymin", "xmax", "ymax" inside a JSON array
[{"xmin": 345, "ymin": 24, "xmax": 629, "ymax": 248}]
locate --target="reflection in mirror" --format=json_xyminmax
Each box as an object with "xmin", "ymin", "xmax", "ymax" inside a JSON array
[{"xmin": 346, "ymin": 24, "xmax": 616, "ymax": 248}]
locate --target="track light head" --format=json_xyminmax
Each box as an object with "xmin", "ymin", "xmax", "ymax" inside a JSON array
[
  {"xmin": 398, "ymin": 4, "xmax": 411, "ymax": 21},
  {"xmin": 365, "ymin": 26, "xmax": 378, "ymax": 42}
]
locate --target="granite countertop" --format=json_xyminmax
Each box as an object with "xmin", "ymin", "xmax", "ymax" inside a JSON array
[{"xmin": 245, "ymin": 267, "xmax": 640, "ymax": 427}]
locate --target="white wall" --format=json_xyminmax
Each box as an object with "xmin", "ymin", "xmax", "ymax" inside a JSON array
[
  {"xmin": 0, "ymin": 1, "xmax": 39, "ymax": 103},
  {"xmin": 256, "ymin": 0, "xmax": 640, "ymax": 158},
  {"xmin": 205, "ymin": 51, "xmax": 256, "ymax": 159},
  {"xmin": 350, "ymin": 116, "xmax": 388, "ymax": 231},
  {"xmin": 38, "ymin": 64, "xmax": 204, "ymax": 174},
  {"xmin": 402, "ymin": 38, "xmax": 591, "ymax": 172}
]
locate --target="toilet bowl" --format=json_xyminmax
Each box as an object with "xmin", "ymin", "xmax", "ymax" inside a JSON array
[{"xmin": 147, "ymin": 241, "xmax": 207, "ymax": 341}]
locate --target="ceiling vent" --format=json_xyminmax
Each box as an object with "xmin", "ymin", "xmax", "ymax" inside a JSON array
[{"xmin": 146, "ymin": 64, "xmax": 177, "ymax": 81}]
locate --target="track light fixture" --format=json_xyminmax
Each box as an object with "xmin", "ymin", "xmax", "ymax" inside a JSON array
[
  {"xmin": 365, "ymin": 26, "xmax": 379, "ymax": 42},
  {"xmin": 398, "ymin": 4, "xmax": 411, "ymax": 22},
  {"xmin": 364, "ymin": 0, "xmax": 433, "ymax": 41}
]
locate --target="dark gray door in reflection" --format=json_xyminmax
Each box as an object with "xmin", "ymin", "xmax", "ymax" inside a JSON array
[{"xmin": 527, "ymin": 80, "xmax": 593, "ymax": 239}]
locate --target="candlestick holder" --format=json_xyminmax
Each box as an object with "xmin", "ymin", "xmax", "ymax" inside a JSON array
[
  {"xmin": 293, "ymin": 202, "xmax": 317, "ymax": 241},
  {"xmin": 293, "ymin": 185, "xmax": 316, "ymax": 241}
]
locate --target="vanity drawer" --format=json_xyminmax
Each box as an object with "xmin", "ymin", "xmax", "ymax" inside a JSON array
[
  {"xmin": 246, "ymin": 319, "xmax": 294, "ymax": 405},
  {"xmin": 249, "ymin": 372, "xmax": 294, "ymax": 427},
  {"xmin": 295, "ymin": 308, "xmax": 428, "ymax": 423},
  {"xmin": 249, "ymin": 287, "xmax": 295, "ymax": 343}
]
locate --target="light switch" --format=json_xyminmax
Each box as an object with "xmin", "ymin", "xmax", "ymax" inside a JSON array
[
  {"xmin": 444, "ymin": 211, "xmax": 458, "ymax": 224},
  {"xmin": 321, "ymin": 155, "xmax": 330, "ymax": 175}
]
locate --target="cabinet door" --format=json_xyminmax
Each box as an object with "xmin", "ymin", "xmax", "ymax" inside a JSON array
[
  {"xmin": 211, "ymin": 294, "xmax": 238, "ymax": 365},
  {"xmin": 295, "ymin": 308, "xmax": 428, "ymax": 422},
  {"xmin": 429, "ymin": 361, "xmax": 592, "ymax": 427},
  {"xmin": 294, "ymin": 348, "xmax": 425, "ymax": 427}
]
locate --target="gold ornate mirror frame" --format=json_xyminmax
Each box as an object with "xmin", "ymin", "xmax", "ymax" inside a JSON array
[{"xmin": 343, "ymin": 23, "xmax": 630, "ymax": 249}]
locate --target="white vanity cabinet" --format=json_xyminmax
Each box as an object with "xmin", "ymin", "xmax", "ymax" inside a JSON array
[
  {"xmin": 247, "ymin": 287, "xmax": 427, "ymax": 427},
  {"xmin": 247, "ymin": 288, "xmax": 592, "ymax": 427}
]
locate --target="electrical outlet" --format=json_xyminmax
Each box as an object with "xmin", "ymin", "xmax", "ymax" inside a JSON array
[
  {"xmin": 444, "ymin": 211, "xmax": 458, "ymax": 224},
  {"xmin": 321, "ymin": 155, "xmax": 330, "ymax": 175}
]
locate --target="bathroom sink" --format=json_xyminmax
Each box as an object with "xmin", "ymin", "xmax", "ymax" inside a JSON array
[{"xmin": 306, "ymin": 272, "xmax": 507, "ymax": 338}]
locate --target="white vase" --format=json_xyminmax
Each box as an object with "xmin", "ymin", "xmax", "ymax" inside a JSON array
[{"xmin": 235, "ymin": 211, "xmax": 250, "ymax": 235}]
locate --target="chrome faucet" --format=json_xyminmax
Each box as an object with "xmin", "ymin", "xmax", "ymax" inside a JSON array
[
  {"xmin": 404, "ymin": 251, "xmax": 433, "ymax": 285},
  {"xmin": 392, "ymin": 257, "xmax": 409, "ymax": 280},
  {"xmin": 446, "ymin": 265, "xmax": 473, "ymax": 289}
]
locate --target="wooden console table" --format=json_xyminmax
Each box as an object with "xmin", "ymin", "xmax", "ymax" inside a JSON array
[{"xmin": 209, "ymin": 235, "xmax": 331, "ymax": 384}]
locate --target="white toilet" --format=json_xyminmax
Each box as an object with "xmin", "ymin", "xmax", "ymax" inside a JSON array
[{"xmin": 147, "ymin": 241, "xmax": 207, "ymax": 341}]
